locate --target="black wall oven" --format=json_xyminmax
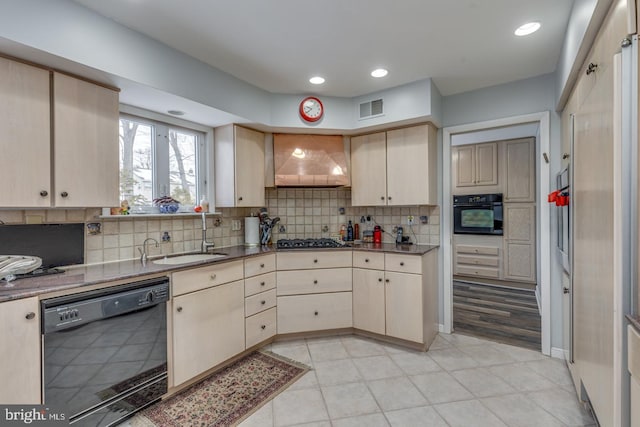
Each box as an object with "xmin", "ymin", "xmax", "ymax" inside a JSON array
[{"xmin": 453, "ymin": 193, "xmax": 503, "ymax": 235}]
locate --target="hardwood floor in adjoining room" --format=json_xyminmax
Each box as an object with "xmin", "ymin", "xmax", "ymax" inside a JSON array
[{"xmin": 453, "ymin": 281, "xmax": 541, "ymax": 351}]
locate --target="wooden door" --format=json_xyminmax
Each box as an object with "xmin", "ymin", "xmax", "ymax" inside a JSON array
[
  {"xmin": 0, "ymin": 57, "xmax": 51, "ymax": 207},
  {"xmin": 453, "ymin": 145, "xmax": 476, "ymax": 188},
  {"xmin": 172, "ymin": 280, "xmax": 245, "ymax": 386},
  {"xmin": 53, "ymin": 73, "xmax": 119, "ymax": 207},
  {"xmin": 385, "ymin": 271, "xmax": 423, "ymax": 343},
  {"xmin": 386, "ymin": 124, "xmax": 436, "ymax": 205},
  {"xmin": 234, "ymin": 125, "xmax": 265, "ymax": 207},
  {"xmin": 504, "ymin": 138, "xmax": 535, "ymax": 202},
  {"xmin": 351, "ymin": 132, "xmax": 387, "ymax": 206},
  {"xmin": 352, "ymin": 268, "xmax": 385, "ymax": 335},
  {"xmin": 0, "ymin": 298, "xmax": 41, "ymax": 403},
  {"xmin": 475, "ymin": 142, "xmax": 498, "ymax": 186}
]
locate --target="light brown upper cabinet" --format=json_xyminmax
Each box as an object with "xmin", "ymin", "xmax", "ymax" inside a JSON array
[
  {"xmin": 0, "ymin": 58, "xmax": 119, "ymax": 208},
  {"xmin": 53, "ymin": 73, "xmax": 120, "ymax": 208},
  {"xmin": 351, "ymin": 124, "xmax": 437, "ymax": 206},
  {"xmin": 214, "ymin": 125, "xmax": 265, "ymax": 207},
  {"xmin": 452, "ymin": 141, "xmax": 498, "ymax": 192},
  {"xmin": 0, "ymin": 57, "xmax": 51, "ymax": 208},
  {"xmin": 503, "ymin": 138, "xmax": 535, "ymax": 202}
]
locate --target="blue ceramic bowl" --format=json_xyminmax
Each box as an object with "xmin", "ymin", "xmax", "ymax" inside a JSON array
[{"xmin": 159, "ymin": 204, "xmax": 179, "ymax": 214}]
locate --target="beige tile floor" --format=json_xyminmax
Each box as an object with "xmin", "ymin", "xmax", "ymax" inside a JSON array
[{"xmin": 238, "ymin": 333, "xmax": 596, "ymax": 427}]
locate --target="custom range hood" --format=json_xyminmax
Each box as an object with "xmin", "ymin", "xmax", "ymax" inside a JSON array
[{"xmin": 273, "ymin": 134, "xmax": 350, "ymax": 187}]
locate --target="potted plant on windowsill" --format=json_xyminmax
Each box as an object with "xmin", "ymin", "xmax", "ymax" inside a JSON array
[{"xmin": 153, "ymin": 196, "xmax": 181, "ymax": 214}]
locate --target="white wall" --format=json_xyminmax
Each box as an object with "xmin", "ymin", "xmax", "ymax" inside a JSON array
[{"xmin": 442, "ymin": 73, "xmax": 565, "ymax": 350}]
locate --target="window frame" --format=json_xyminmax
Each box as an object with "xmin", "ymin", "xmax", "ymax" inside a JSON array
[{"xmin": 118, "ymin": 106, "xmax": 213, "ymax": 212}]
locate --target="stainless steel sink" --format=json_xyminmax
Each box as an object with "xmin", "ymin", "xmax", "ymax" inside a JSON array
[{"xmin": 152, "ymin": 253, "xmax": 228, "ymax": 265}]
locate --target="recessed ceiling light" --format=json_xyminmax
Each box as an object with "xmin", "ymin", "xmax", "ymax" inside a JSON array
[
  {"xmin": 371, "ymin": 68, "xmax": 389, "ymax": 78},
  {"xmin": 514, "ymin": 22, "xmax": 541, "ymax": 36},
  {"xmin": 167, "ymin": 110, "xmax": 185, "ymax": 116},
  {"xmin": 309, "ymin": 76, "xmax": 325, "ymax": 85}
]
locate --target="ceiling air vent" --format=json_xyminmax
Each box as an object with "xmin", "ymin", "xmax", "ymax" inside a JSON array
[{"xmin": 359, "ymin": 98, "xmax": 384, "ymax": 119}]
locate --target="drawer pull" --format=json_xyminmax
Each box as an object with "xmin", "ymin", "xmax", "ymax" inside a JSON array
[
  {"xmin": 39, "ymin": 190, "xmax": 48, "ymax": 197},
  {"xmin": 380, "ymin": 196, "xmax": 385, "ymax": 200},
  {"xmin": 261, "ymin": 300, "xmax": 266, "ymax": 305},
  {"xmin": 25, "ymin": 312, "xmax": 35, "ymax": 320},
  {"xmin": 177, "ymin": 307, "xmax": 183, "ymax": 312},
  {"xmin": 260, "ymin": 281, "xmax": 266, "ymax": 286},
  {"xmin": 260, "ymin": 263, "xmax": 265, "ymax": 268},
  {"xmin": 474, "ymin": 249, "xmax": 479, "ymax": 253},
  {"xmin": 385, "ymin": 279, "xmax": 390, "ymax": 283},
  {"xmin": 400, "ymin": 262, "xmax": 404, "ymax": 266},
  {"xmin": 378, "ymin": 278, "xmax": 383, "ymax": 282},
  {"xmin": 365, "ymin": 258, "xmax": 369, "ymax": 263},
  {"xmin": 60, "ymin": 191, "xmax": 69, "ymax": 198},
  {"xmin": 210, "ymin": 274, "xmax": 217, "ymax": 280},
  {"xmin": 314, "ymin": 311, "xmax": 319, "ymax": 316},
  {"xmin": 261, "ymin": 325, "xmax": 266, "ymax": 330},
  {"xmin": 313, "ymin": 259, "xmax": 318, "ymax": 263},
  {"xmin": 313, "ymin": 280, "xmax": 318, "ymax": 284}
]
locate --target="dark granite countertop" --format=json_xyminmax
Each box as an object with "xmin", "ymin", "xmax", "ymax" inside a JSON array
[{"xmin": 0, "ymin": 244, "xmax": 438, "ymax": 303}]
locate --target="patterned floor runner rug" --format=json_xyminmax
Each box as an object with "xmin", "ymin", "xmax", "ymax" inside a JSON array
[{"xmin": 130, "ymin": 350, "xmax": 310, "ymax": 427}]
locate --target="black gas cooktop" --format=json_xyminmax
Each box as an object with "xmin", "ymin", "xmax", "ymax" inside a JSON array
[{"xmin": 276, "ymin": 238, "xmax": 350, "ymax": 249}]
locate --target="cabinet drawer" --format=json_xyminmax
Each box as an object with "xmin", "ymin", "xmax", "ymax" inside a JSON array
[
  {"xmin": 244, "ymin": 254, "xmax": 276, "ymax": 277},
  {"xmin": 246, "ymin": 307, "xmax": 276, "ymax": 349},
  {"xmin": 353, "ymin": 251, "xmax": 384, "ymax": 270},
  {"xmin": 277, "ymin": 292, "xmax": 352, "ymax": 334},
  {"xmin": 456, "ymin": 255, "xmax": 499, "ymax": 267},
  {"xmin": 245, "ymin": 288, "xmax": 277, "ymax": 317},
  {"xmin": 277, "ymin": 268, "xmax": 352, "ymax": 295},
  {"xmin": 277, "ymin": 251, "xmax": 352, "ymax": 270},
  {"xmin": 245, "ymin": 272, "xmax": 276, "ymax": 297},
  {"xmin": 172, "ymin": 260, "xmax": 244, "ymax": 296},
  {"xmin": 456, "ymin": 265, "xmax": 500, "ymax": 279},
  {"xmin": 456, "ymin": 245, "xmax": 499, "ymax": 256},
  {"xmin": 385, "ymin": 254, "xmax": 422, "ymax": 274}
]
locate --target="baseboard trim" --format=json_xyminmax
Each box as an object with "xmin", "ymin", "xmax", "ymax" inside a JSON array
[
  {"xmin": 551, "ymin": 347, "xmax": 565, "ymax": 360},
  {"xmin": 439, "ymin": 323, "xmax": 446, "ymax": 333}
]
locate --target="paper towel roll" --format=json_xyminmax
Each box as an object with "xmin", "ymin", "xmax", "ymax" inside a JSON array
[{"xmin": 244, "ymin": 217, "xmax": 260, "ymax": 246}]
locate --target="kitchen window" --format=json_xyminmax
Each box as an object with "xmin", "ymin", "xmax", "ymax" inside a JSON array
[{"xmin": 119, "ymin": 114, "xmax": 206, "ymax": 211}]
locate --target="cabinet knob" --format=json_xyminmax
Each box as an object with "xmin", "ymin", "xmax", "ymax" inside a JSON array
[
  {"xmin": 313, "ymin": 280, "xmax": 318, "ymax": 284},
  {"xmin": 400, "ymin": 262, "xmax": 404, "ymax": 266},
  {"xmin": 378, "ymin": 278, "xmax": 383, "ymax": 282},
  {"xmin": 365, "ymin": 259, "xmax": 369, "ymax": 263},
  {"xmin": 60, "ymin": 191, "xmax": 69, "ymax": 198},
  {"xmin": 314, "ymin": 311, "xmax": 319, "ymax": 316},
  {"xmin": 388, "ymin": 196, "xmax": 392, "ymax": 200},
  {"xmin": 313, "ymin": 259, "xmax": 318, "ymax": 263},
  {"xmin": 381, "ymin": 196, "xmax": 385, "ymax": 200},
  {"xmin": 385, "ymin": 279, "xmax": 390, "ymax": 283},
  {"xmin": 260, "ymin": 263, "xmax": 265, "ymax": 268},
  {"xmin": 25, "ymin": 312, "xmax": 35, "ymax": 320},
  {"xmin": 177, "ymin": 306, "xmax": 183, "ymax": 312},
  {"xmin": 210, "ymin": 274, "xmax": 217, "ymax": 280},
  {"xmin": 261, "ymin": 325, "xmax": 266, "ymax": 330},
  {"xmin": 39, "ymin": 190, "xmax": 48, "ymax": 197},
  {"xmin": 260, "ymin": 281, "xmax": 266, "ymax": 286},
  {"xmin": 238, "ymin": 196, "xmax": 243, "ymax": 201},
  {"xmin": 261, "ymin": 300, "xmax": 266, "ymax": 305}
]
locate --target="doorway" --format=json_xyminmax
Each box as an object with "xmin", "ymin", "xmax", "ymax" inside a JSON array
[{"xmin": 442, "ymin": 112, "xmax": 551, "ymax": 355}]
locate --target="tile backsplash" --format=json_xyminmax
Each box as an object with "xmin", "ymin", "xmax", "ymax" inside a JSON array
[{"xmin": 0, "ymin": 188, "xmax": 440, "ymax": 265}]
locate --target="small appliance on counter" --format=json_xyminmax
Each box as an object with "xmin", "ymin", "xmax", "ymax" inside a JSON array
[{"xmin": 245, "ymin": 216, "xmax": 260, "ymax": 246}]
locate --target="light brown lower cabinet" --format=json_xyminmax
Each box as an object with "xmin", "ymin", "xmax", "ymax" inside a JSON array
[
  {"xmin": 352, "ymin": 268, "xmax": 385, "ymax": 335},
  {"xmin": 277, "ymin": 292, "xmax": 353, "ymax": 334},
  {"xmin": 0, "ymin": 297, "xmax": 41, "ymax": 403},
  {"xmin": 172, "ymin": 280, "xmax": 245, "ymax": 386},
  {"xmin": 503, "ymin": 203, "xmax": 536, "ymax": 283},
  {"xmin": 385, "ymin": 271, "xmax": 424, "ymax": 343}
]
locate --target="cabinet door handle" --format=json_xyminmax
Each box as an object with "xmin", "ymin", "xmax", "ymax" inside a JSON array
[
  {"xmin": 261, "ymin": 300, "xmax": 266, "ymax": 305},
  {"xmin": 400, "ymin": 262, "xmax": 404, "ymax": 266},
  {"xmin": 261, "ymin": 325, "xmax": 266, "ymax": 330},
  {"xmin": 238, "ymin": 196, "xmax": 243, "ymax": 201},
  {"xmin": 60, "ymin": 191, "xmax": 69, "ymax": 198},
  {"xmin": 260, "ymin": 281, "xmax": 266, "ymax": 286},
  {"xmin": 260, "ymin": 263, "xmax": 265, "ymax": 268},
  {"xmin": 380, "ymin": 196, "xmax": 385, "ymax": 200},
  {"xmin": 25, "ymin": 312, "xmax": 36, "ymax": 320},
  {"xmin": 39, "ymin": 190, "xmax": 48, "ymax": 197},
  {"xmin": 313, "ymin": 259, "xmax": 318, "ymax": 263},
  {"xmin": 177, "ymin": 306, "xmax": 183, "ymax": 312},
  {"xmin": 388, "ymin": 196, "xmax": 392, "ymax": 200},
  {"xmin": 313, "ymin": 280, "xmax": 318, "ymax": 284},
  {"xmin": 378, "ymin": 278, "xmax": 383, "ymax": 282},
  {"xmin": 210, "ymin": 274, "xmax": 217, "ymax": 280},
  {"xmin": 385, "ymin": 279, "xmax": 390, "ymax": 283},
  {"xmin": 365, "ymin": 259, "xmax": 369, "ymax": 263},
  {"xmin": 314, "ymin": 311, "xmax": 319, "ymax": 316}
]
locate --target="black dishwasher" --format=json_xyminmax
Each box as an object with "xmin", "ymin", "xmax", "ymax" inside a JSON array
[{"xmin": 41, "ymin": 277, "xmax": 169, "ymax": 426}]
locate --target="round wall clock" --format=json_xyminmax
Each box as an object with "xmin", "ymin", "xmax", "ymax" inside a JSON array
[{"xmin": 299, "ymin": 96, "xmax": 324, "ymax": 122}]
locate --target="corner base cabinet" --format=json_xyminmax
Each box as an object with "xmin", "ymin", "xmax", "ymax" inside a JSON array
[{"xmin": 0, "ymin": 297, "xmax": 41, "ymax": 403}]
